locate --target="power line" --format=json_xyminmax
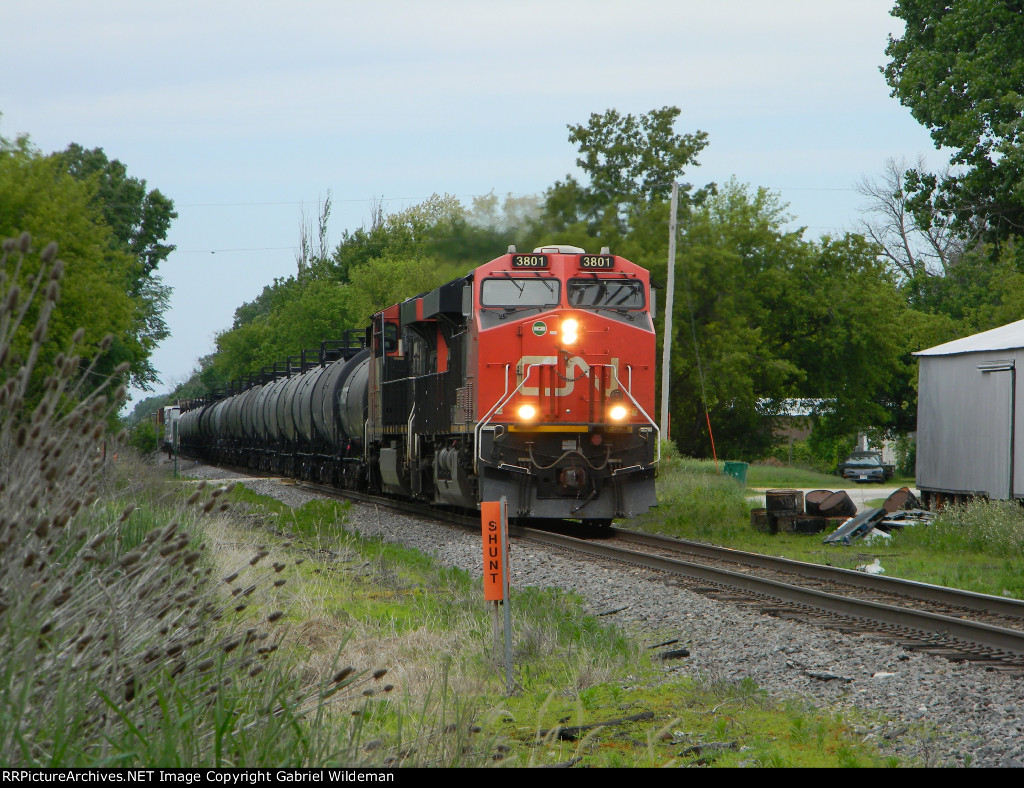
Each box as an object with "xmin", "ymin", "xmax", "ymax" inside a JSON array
[
  {"xmin": 769, "ymin": 186, "xmax": 858, "ymax": 192},
  {"xmin": 167, "ymin": 185, "xmax": 861, "ymax": 254},
  {"xmin": 175, "ymin": 186, "xmax": 857, "ymax": 209},
  {"xmin": 175, "ymin": 246, "xmax": 297, "ymax": 255},
  {"xmin": 177, "ymin": 192, "xmax": 527, "ymax": 209},
  {"xmin": 171, "ymin": 223, "xmax": 859, "ymax": 255}
]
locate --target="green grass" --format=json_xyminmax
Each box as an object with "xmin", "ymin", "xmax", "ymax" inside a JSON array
[
  {"xmin": 205, "ymin": 483, "xmax": 913, "ymax": 767},
  {"xmin": 632, "ymin": 457, "xmax": 751, "ymax": 540},
  {"xmin": 489, "ymin": 675, "xmax": 897, "ymax": 768},
  {"xmin": 745, "ymin": 461, "xmax": 913, "ymax": 490},
  {"xmin": 745, "ymin": 462, "xmax": 860, "ymax": 489},
  {"xmin": 1, "ymin": 451, "xmax": 929, "ymax": 767},
  {"xmin": 637, "ymin": 455, "xmax": 1024, "ymax": 600}
]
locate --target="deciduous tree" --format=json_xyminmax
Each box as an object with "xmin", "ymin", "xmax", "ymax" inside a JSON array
[
  {"xmin": 0, "ymin": 133, "xmax": 163, "ymax": 395},
  {"xmin": 542, "ymin": 107, "xmax": 711, "ymax": 241},
  {"xmin": 53, "ymin": 143, "xmax": 177, "ymax": 277},
  {"xmin": 884, "ymin": 1, "xmax": 1024, "ymax": 242}
]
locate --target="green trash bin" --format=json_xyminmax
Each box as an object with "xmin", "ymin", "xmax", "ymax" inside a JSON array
[{"xmin": 723, "ymin": 461, "xmax": 748, "ymax": 485}]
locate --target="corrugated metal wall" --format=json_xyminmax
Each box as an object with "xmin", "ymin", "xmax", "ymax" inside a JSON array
[{"xmin": 917, "ymin": 350, "xmax": 1022, "ymax": 498}]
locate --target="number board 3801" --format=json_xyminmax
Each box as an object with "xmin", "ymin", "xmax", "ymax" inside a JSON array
[
  {"xmin": 579, "ymin": 254, "xmax": 615, "ymax": 269},
  {"xmin": 511, "ymin": 254, "xmax": 548, "ymax": 269}
]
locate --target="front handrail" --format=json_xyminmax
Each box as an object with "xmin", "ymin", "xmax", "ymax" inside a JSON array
[
  {"xmin": 474, "ymin": 362, "xmax": 545, "ymax": 474},
  {"xmin": 610, "ymin": 364, "xmax": 660, "ymax": 467},
  {"xmin": 474, "ymin": 361, "xmax": 660, "ymax": 473}
]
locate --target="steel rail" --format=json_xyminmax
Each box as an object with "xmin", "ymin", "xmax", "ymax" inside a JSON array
[
  {"xmin": 512, "ymin": 527, "xmax": 1024, "ymax": 657},
  {"xmin": 609, "ymin": 527, "xmax": 1024, "ymax": 620}
]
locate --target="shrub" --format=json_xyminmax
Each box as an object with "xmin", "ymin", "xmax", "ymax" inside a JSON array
[
  {"xmin": 128, "ymin": 418, "xmax": 159, "ymax": 454},
  {"xmin": 646, "ymin": 448, "xmax": 750, "ymax": 540}
]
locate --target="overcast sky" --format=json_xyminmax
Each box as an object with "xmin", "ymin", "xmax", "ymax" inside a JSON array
[{"xmin": 1, "ymin": 1, "xmax": 944, "ymax": 405}]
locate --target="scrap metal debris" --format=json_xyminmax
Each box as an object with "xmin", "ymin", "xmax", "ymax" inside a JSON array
[
  {"xmin": 753, "ymin": 485, "xmax": 936, "ymax": 542},
  {"xmin": 822, "ymin": 507, "xmax": 888, "ymax": 545},
  {"xmin": 882, "ymin": 487, "xmax": 922, "ymax": 513},
  {"xmin": 822, "ymin": 487, "xmax": 936, "ymax": 545},
  {"xmin": 862, "ymin": 528, "xmax": 892, "ymax": 545},
  {"xmin": 879, "ymin": 509, "xmax": 935, "ymax": 529},
  {"xmin": 753, "ymin": 488, "xmax": 847, "ymax": 535}
]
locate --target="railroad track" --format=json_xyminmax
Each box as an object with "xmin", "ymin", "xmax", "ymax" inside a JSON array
[
  {"xmin": 601, "ymin": 528, "xmax": 1024, "ymax": 673},
  {"xmin": 187, "ymin": 465, "xmax": 1024, "ymax": 673}
]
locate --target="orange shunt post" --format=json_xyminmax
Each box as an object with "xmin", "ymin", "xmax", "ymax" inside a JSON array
[{"xmin": 481, "ymin": 501, "xmax": 504, "ymax": 601}]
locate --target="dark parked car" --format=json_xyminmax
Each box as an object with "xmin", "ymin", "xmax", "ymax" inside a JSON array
[{"xmin": 837, "ymin": 451, "xmax": 894, "ymax": 484}]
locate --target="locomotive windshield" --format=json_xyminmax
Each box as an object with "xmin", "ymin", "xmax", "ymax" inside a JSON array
[
  {"xmin": 481, "ymin": 277, "xmax": 560, "ymax": 308},
  {"xmin": 568, "ymin": 278, "xmax": 645, "ymax": 310}
]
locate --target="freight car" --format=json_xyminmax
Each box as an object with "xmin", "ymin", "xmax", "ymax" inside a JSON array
[{"xmin": 178, "ymin": 245, "xmax": 659, "ymax": 525}]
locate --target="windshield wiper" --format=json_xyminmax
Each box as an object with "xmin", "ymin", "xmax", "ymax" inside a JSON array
[
  {"xmin": 501, "ymin": 272, "xmax": 525, "ymax": 296},
  {"xmin": 606, "ymin": 285, "xmax": 633, "ymax": 306}
]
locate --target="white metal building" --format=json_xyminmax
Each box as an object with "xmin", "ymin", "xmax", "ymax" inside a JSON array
[{"xmin": 915, "ymin": 319, "xmax": 1024, "ymax": 504}]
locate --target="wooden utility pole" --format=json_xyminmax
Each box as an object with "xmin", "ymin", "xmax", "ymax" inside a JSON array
[{"xmin": 660, "ymin": 182, "xmax": 679, "ymax": 439}]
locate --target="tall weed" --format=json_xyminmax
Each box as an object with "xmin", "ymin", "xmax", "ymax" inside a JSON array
[
  {"xmin": 641, "ymin": 444, "xmax": 749, "ymax": 539},
  {"xmin": 0, "ymin": 234, "xmax": 379, "ymax": 766},
  {"xmin": 903, "ymin": 499, "xmax": 1024, "ymax": 555}
]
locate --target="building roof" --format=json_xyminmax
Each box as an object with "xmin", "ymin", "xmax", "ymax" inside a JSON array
[
  {"xmin": 756, "ymin": 398, "xmax": 831, "ymax": 417},
  {"xmin": 915, "ymin": 318, "xmax": 1024, "ymax": 357}
]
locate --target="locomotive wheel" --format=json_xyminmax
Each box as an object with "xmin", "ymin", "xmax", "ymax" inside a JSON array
[{"xmin": 583, "ymin": 518, "xmax": 613, "ymax": 532}]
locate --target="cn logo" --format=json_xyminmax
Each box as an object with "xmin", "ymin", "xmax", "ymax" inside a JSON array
[{"xmin": 518, "ymin": 356, "xmax": 620, "ymax": 397}]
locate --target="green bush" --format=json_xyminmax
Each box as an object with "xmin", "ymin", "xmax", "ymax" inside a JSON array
[
  {"xmin": 893, "ymin": 433, "xmax": 917, "ymax": 476},
  {"xmin": 766, "ymin": 433, "xmax": 857, "ymax": 475},
  {"xmin": 128, "ymin": 418, "xmax": 159, "ymax": 453}
]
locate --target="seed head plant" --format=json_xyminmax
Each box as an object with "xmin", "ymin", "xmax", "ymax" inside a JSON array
[{"xmin": 0, "ymin": 234, "xmax": 382, "ymax": 766}]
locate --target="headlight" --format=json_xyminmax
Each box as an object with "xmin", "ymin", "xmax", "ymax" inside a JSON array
[
  {"xmin": 517, "ymin": 404, "xmax": 537, "ymax": 420},
  {"xmin": 609, "ymin": 405, "xmax": 628, "ymax": 421},
  {"xmin": 561, "ymin": 318, "xmax": 579, "ymax": 345}
]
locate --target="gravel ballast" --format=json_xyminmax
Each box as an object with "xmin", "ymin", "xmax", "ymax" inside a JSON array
[{"xmin": 180, "ymin": 459, "xmax": 1024, "ymax": 767}]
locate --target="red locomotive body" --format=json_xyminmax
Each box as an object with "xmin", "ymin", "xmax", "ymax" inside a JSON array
[
  {"xmin": 180, "ymin": 245, "xmax": 659, "ymax": 526},
  {"xmin": 366, "ymin": 245, "xmax": 658, "ymax": 524}
]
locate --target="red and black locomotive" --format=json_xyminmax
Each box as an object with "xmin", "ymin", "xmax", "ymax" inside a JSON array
[{"xmin": 178, "ymin": 245, "xmax": 659, "ymax": 525}]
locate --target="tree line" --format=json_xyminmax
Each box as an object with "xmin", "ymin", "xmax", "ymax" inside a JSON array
[
  {"xmin": 0, "ymin": 131, "xmax": 175, "ymax": 409},
  {"xmin": 166, "ymin": 49, "xmax": 1024, "ymax": 463},
  {"xmin": 10, "ymin": 3, "xmax": 1024, "ymax": 465},
  {"xmin": 174, "ymin": 102, "xmax": 964, "ymax": 464}
]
